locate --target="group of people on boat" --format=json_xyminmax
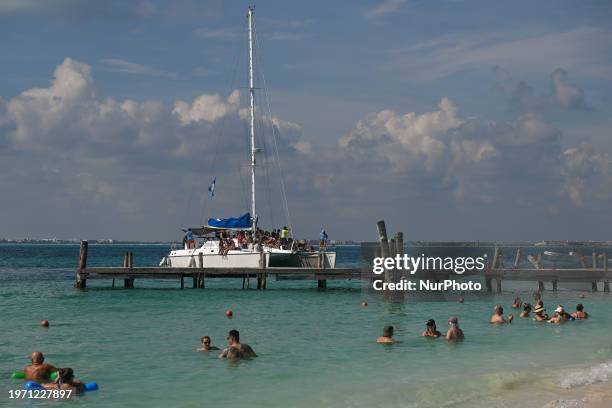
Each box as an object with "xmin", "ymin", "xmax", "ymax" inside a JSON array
[
  {"xmin": 198, "ymin": 329, "xmax": 257, "ymax": 360},
  {"xmin": 376, "ymin": 295, "xmax": 590, "ymax": 344},
  {"xmin": 183, "ymin": 226, "xmax": 329, "ymax": 253},
  {"xmin": 21, "ymin": 352, "xmax": 85, "ymax": 394}
]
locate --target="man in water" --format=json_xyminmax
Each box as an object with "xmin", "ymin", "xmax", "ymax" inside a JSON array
[
  {"xmin": 571, "ymin": 303, "xmax": 589, "ymax": 320},
  {"xmin": 377, "ymin": 325, "xmax": 395, "ymax": 344},
  {"xmin": 219, "ymin": 330, "xmax": 257, "ymax": 360},
  {"xmin": 533, "ymin": 304, "xmax": 549, "ymax": 321},
  {"xmin": 42, "ymin": 368, "xmax": 85, "ymax": 395},
  {"xmin": 512, "ymin": 297, "xmax": 522, "ymax": 309},
  {"xmin": 24, "ymin": 352, "xmax": 57, "ymax": 382},
  {"xmin": 198, "ymin": 336, "xmax": 220, "ymax": 352},
  {"xmin": 490, "ymin": 304, "xmax": 514, "ymax": 324},
  {"xmin": 520, "ymin": 303, "xmax": 532, "ymax": 318},
  {"xmin": 421, "ymin": 319, "xmax": 442, "ymax": 338},
  {"xmin": 446, "ymin": 316, "xmax": 464, "ymax": 341}
]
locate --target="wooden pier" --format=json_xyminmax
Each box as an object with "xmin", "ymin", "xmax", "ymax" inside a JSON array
[
  {"xmin": 74, "ymin": 240, "xmax": 361, "ymax": 290},
  {"xmin": 74, "ymin": 221, "xmax": 611, "ymax": 292}
]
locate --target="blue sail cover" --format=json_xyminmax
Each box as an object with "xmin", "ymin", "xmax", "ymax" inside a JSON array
[{"xmin": 207, "ymin": 212, "xmax": 251, "ymax": 229}]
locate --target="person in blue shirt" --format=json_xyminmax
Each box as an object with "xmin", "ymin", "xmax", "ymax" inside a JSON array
[
  {"xmin": 185, "ymin": 228, "xmax": 194, "ymax": 249},
  {"xmin": 319, "ymin": 228, "xmax": 328, "ymax": 251}
]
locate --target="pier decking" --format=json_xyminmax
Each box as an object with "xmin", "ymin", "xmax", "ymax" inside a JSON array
[
  {"xmin": 74, "ymin": 222, "xmax": 611, "ymax": 292},
  {"xmin": 74, "ymin": 241, "xmax": 361, "ymax": 289}
]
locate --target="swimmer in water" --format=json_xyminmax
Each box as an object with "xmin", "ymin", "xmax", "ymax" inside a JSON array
[
  {"xmin": 219, "ymin": 330, "xmax": 257, "ymax": 360},
  {"xmin": 520, "ymin": 303, "xmax": 532, "ymax": 318},
  {"xmin": 421, "ymin": 319, "xmax": 442, "ymax": 338},
  {"xmin": 533, "ymin": 305, "xmax": 549, "ymax": 321},
  {"xmin": 23, "ymin": 352, "xmax": 57, "ymax": 382},
  {"xmin": 42, "ymin": 368, "xmax": 85, "ymax": 395},
  {"xmin": 512, "ymin": 297, "xmax": 522, "ymax": 309},
  {"xmin": 376, "ymin": 325, "xmax": 395, "ymax": 344},
  {"xmin": 571, "ymin": 303, "xmax": 589, "ymax": 320},
  {"xmin": 549, "ymin": 305, "xmax": 573, "ymax": 323},
  {"xmin": 490, "ymin": 305, "xmax": 514, "ymax": 324},
  {"xmin": 446, "ymin": 316, "xmax": 464, "ymax": 341},
  {"xmin": 198, "ymin": 336, "xmax": 220, "ymax": 352}
]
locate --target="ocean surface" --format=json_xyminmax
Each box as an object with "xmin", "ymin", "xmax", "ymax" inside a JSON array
[{"xmin": 1, "ymin": 244, "xmax": 612, "ymax": 408}]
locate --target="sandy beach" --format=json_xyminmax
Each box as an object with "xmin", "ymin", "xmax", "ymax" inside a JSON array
[{"xmin": 544, "ymin": 380, "xmax": 612, "ymax": 408}]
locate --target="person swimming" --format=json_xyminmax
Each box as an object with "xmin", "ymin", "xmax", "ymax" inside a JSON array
[
  {"xmin": 198, "ymin": 335, "xmax": 220, "ymax": 352},
  {"xmin": 533, "ymin": 304, "xmax": 549, "ymax": 321},
  {"xmin": 446, "ymin": 316, "xmax": 464, "ymax": 341},
  {"xmin": 23, "ymin": 352, "xmax": 57, "ymax": 382},
  {"xmin": 571, "ymin": 303, "xmax": 589, "ymax": 320},
  {"xmin": 377, "ymin": 325, "xmax": 395, "ymax": 344},
  {"xmin": 549, "ymin": 305, "xmax": 574, "ymax": 323},
  {"xmin": 42, "ymin": 368, "xmax": 85, "ymax": 395},
  {"xmin": 490, "ymin": 305, "xmax": 514, "ymax": 324},
  {"xmin": 219, "ymin": 330, "xmax": 257, "ymax": 360},
  {"xmin": 512, "ymin": 297, "xmax": 522, "ymax": 309},
  {"xmin": 421, "ymin": 319, "xmax": 442, "ymax": 338},
  {"xmin": 520, "ymin": 303, "xmax": 532, "ymax": 318}
]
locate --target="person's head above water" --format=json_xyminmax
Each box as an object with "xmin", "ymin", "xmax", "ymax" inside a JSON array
[
  {"xmin": 448, "ymin": 316, "xmax": 459, "ymax": 325},
  {"xmin": 31, "ymin": 352, "xmax": 44, "ymax": 364},
  {"xmin": 58, "ymin": 368, "xmax": 74, "ymax": 383},
  {"xmin": 494, "ymin": 304, "xmax": 503, "ymax": 314},
  {"xmin": 201, "ymin": 336, "xmax": 211, "ymax": 345},
  {"xmin": 576, "ymin": 303, "xmax": 584, "ymax": 311},
  {"xmin": 426, "ymin": 319, "xmax": 437, "ymax": 329},
  {"xmin": 383, "ymin": 325, "xmax": 394, "ymax": 337},
  {"xmin": 228, "ymin": 329, "xmax": 240, "ymax": 343},
  {"xmin": 534, "ymin": 305, "xmax": 546, "ymax": 314},
  {"xmin": 523, "ymin": 303, "xmax": 532, "ymax": 311}
]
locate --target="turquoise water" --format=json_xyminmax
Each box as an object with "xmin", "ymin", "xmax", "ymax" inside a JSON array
[{"xmin": 1, "ymin": 244, "xmax": 612, "ymax": 407}]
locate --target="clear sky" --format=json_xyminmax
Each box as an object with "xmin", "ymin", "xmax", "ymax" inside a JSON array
[{"xmin": 1, "ymin": 0, "xmax": 611, "ymax": 241}]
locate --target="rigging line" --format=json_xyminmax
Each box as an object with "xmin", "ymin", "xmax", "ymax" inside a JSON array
[
  {"xmin": 200, "ymin": 17, "xmax": 248, "ymax": 226},
  {"xmin": 253, "ymin": 20, "xmax": 295, "ymax": 237},
  {"xmin": 256, "ymin": 102, "xmax": 276, "ymax": 230}
]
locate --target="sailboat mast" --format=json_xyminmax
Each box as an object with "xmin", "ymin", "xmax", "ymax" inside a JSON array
[{"xmin": 247, "ymin": 6, "xmax": 257, "ymax": 233}]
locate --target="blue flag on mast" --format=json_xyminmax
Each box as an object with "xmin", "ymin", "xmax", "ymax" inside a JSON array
[{"xmin": 208, "ymin": 177, "xmax": 216, "ymax": 198}]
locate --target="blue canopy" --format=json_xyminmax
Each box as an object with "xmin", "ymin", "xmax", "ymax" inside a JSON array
[{"xmin": 207, "ymin": 212, "xmax": 252, "ymax": 230}]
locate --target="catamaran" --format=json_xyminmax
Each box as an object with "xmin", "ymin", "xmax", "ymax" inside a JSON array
[{"xmin": 161, "ymin": 6, "xmax": 336, "ymax": 269}]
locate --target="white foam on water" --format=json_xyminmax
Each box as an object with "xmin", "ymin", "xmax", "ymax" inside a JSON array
[{"xmin": 559, "ymin": 361, "xmax": 612, "ymax": 389}]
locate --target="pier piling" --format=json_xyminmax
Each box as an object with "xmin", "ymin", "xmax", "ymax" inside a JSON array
[{"xmin": 75, "ymin": 240, "xmax": 88, "ymax": 289}]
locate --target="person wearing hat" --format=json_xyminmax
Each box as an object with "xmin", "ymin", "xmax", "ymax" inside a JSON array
[
  {"xmin": 421, "ymin": 319, "xmax": 442, "ymax": 338},
  {"xmin": 533, "ymin": 304, "xmax": 549, "ymax": 321},
  {"xmin": 445, "ymin": 316, "xmax": 464, "ymax": 341},
  {"xmin": 490, "ymin": 304, "xmax": 514, "ymax": 324},
  {"xmin": 548, "ymin": 305, "xmax": 573, "ymax": 323},
  {"xmin": 571, "ymin": 303, "xmax": 589, "ymax": 320}
]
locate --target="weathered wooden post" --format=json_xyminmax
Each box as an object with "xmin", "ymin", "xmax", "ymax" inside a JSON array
[
  {"xmin": 514, "ymin": 248, "xmax": 521, "ymax": 269},
  {"xmin": 491, "ymin": 247, "xmax": 502, "ymax": 293},
  {"xmin": 75, "ymin": 240, "xmax": 88, "ymax": 289},
  {"xmin": 257, "ymin": 252, "xmax": 265, "ymax": 290},
  {"xmin": 198, "ymin": 253, "xmax": 205, "ymax": 288},
  {"xmin": 317, "ymin": 252, "xmax": 327, "ymax": 289},
  {"xmin": 376, "ymin": 220, "xmax": 390, "ymax": 258},
  {"xmin": 592, "ymin": 251, "xmax": 598, "ymax": 292},
  {"xmin": 552, "ymin": 280, "xmax": 558, "ymax": 292},
  {"xmin": 604, "ymin": 253, "xmax": 609, "ymax": 293},
  {"xmin": 124, "ymin": 251, "xmax": 134, "ymax": 289}
]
